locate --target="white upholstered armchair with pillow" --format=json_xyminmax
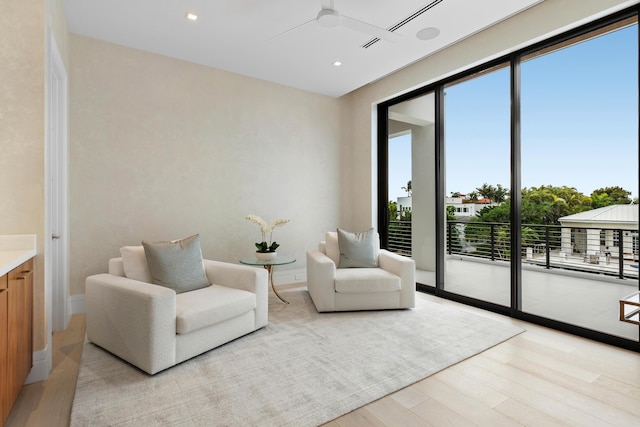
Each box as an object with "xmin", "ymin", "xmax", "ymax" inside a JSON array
[
  {"xmin": 306, "ymin": 229, "xmax": 415, "ymax": 312},
  {"xmin": 85, "ymin": 234, "xmax": 268, "ymax": 375}
]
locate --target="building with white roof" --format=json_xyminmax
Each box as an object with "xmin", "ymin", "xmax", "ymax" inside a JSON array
[{"xmin": 558, "ymin": 204, "xmax": 639, "ymax": 259}]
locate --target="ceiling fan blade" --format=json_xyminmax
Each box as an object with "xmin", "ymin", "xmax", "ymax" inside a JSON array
[
  {"xmin": 267, "ymin": 18, "xmax": 316, "ymax": 41},
  {"xmin": 340, "ymin": 15, "xmax": 401, "ymax": 43}
]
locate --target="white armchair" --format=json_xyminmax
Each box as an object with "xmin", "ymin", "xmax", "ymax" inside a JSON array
[
  {"xmin": 86, "ymin": 254, "xmax": 268, "ymax": 374},
  {"xmin": 306, "ymin": 231, "xmax": 415, "ymax": 312}
]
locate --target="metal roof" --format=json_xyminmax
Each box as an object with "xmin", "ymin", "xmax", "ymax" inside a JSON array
[{"xmin": 559, "ymin": 204, "xmax": 639, "ymax": 224}]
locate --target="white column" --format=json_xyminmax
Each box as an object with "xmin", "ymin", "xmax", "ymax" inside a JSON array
[
  {"xmin": 561, "ymin": 226, "xmax": 572, "ymax": 254},
  {"xmin": 586, "ymin": 228, "xmax": 600, "ymax": 254},
  {"xmin": 412, "ymin": 124, "xmax": 436, "ymax": 271}
]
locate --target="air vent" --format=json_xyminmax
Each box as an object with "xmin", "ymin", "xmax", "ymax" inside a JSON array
[{"xmin": 362, "ymin": 0, "xmax": 444, "ymax": 48}]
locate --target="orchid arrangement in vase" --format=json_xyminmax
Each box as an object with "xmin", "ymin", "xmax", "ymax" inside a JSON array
[{"xmin": 245, "ymin": 215, "xmax": 289, "ymax": 253}]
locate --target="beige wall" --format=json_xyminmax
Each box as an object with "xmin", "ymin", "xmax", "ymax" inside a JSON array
[
  {"xmin": 0, "ymin": 0, "xmax": 68, "ymax": 355},
  {"xmin": 68, "ymin": 35, "xmax": 348, "ymax": 295},
  {"xmin": 345, "ymin": 0, "xmax": 636, "ymax": 230},
  {"xmin": 0, "ymin": 0, "xmax": 45, "ymax": 350}
]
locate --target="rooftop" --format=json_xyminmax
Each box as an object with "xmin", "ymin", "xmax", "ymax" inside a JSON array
[{"xmin": 559, "ymin": 204, "xmax": 639, "ymax": 224}]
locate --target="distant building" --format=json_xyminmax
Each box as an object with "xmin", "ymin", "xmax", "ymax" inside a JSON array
[
  {"xmin": 396, "ymin": 196, "xmax": 412, "ymax": 211},
  {"xmin": 394, "ymin": 196, "xmax": 412, "ymax": 220},
  {"xmin": 445, "ymin": 197, "xmax": 498, "ymax": 220},
  {"xmin": 558, "ymin": 204, "xmax": 639, "ymax": 259}
]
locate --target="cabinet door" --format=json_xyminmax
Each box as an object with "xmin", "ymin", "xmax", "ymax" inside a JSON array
[
  {"xmin": 6, "ymin": 260, "xmax": 34, "ymax": 414},
  {"xmin": 0, "ymin": 277, "xmax": 8, "ymax": 424},
  {"xmin": 7, "ymin": 268, "xmax": 24, "ymax": 406}
]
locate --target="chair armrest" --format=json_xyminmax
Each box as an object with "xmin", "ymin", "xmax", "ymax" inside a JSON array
[
  {"xmin": 306, "ymin": 250, "xmax": 337, "ymax": 312},
  {"xmin": 85, "ymin": 274, "xmax": 177, "ymax": 374},
  {"xmin": 203, "ymin": 260, "xmax": 269, "ymax": 328},
  {"xmin": 379, "ymin": 250, "xmax": 416, "ymax": 308}
]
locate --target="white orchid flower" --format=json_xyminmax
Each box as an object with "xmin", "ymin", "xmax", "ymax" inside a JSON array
[
  {"xmin": 245, "ymin": 215, "xmax": 268, "ymax": 230},
  {"xmin": 246, "ymin": 215, "xmax": 289, "ymax": 252}
]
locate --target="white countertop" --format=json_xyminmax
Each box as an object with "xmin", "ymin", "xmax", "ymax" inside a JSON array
[{"xmin": 0, "ymin": 235, "xmax": 37, "ymax": 276}]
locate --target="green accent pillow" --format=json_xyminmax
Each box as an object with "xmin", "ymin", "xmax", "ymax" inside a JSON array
[
  {"xmin": 142, "ymin": 234, "xmax": 210, "ymax": 294},
  {"xmin": 337, "ymin": 228, "xmax": 378, "ymax": 268}
]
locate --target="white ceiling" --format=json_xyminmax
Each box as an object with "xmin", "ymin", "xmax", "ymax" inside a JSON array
[{"xmin": 61, "ymin": 0, "xmax": 544, "ymax": 97}]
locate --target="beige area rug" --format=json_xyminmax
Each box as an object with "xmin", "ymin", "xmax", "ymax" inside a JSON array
[{"xmin": 71, "ymin": 289, "xmax": 524, "ymax": 426}]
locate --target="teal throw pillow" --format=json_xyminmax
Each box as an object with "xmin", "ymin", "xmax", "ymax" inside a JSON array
[
  {"xmin": 337, "ymin": 228, "xmax": 378, "ymax": 268},
  {"xmin": 142, "ymin": 234, "xmax": 210, "ymax": 294}
]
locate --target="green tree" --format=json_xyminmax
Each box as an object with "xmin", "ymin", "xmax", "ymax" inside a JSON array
[
  {"xmin": 589, "ymin": 192, "xmax": 611, "ymax": 209},
  {"xmin": 461, "ymin": 183, "xmax": 634, "ymax": 227},
  {"xmin": 493, "ymin": 184, "xmax": 509, "ymax": 203},
  {"xmin": 446, "ymin": 206, "xmax": 462, "ymax": 254},
  {"xmin": 476, "ymin": 183, "xmax": 495, "ymax": 203},
  {"xmin": 446, "ymin": 205, "xmax": 457, "ymax": 221},
  {"xmin": 388, "ymin": 201, "xmax": 398, "ymax": 221},
  {"xmin": 475, "ymin": 203, "xmax": 510, "ymax": 223},
  {"xmin": 400, "ymin": 207, "xmax": 412, "ymax": 221},
  {"xmin": 520, "ymin": 185, "xmax": 577, "ymax": 224},
  {"xmin": 592, "ymin": 186, "xmax": 632, "ymax": 205},
  {"xmin": 474, "ymin": 185, "xmax": 595, "ymax": 225},
  {"xmin": 466, "ymin": 191, "xmax": 479, "ymax": 203}
]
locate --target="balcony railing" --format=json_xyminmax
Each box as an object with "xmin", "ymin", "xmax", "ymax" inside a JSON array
[
  {"xmin": 388, "ymin": 220, "xmax": 639, "ymax": 279},
  {"xmin": 388, "ymin": 220, "xmax": 411, "ymax": 256}
]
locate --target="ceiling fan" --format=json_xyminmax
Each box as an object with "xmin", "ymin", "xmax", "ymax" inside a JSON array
[{"xmin": 271, "ymin": 0, "xmax": 402, "ymax": 43}]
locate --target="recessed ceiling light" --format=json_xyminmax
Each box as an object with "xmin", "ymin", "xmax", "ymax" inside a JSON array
[
  {"xmin": 186, "ymin": 12, "xmax": 198, "ymax": 21},
  {"xmin": 416, "ymin": 27, "xmax": 440, "ymax": 41},
  {"xmin": 333, "ymin": 61, "xmax": 342, "ymax": 67}
]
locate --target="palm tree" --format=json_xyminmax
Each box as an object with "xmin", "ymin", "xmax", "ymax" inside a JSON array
[
  {"xmin": 494, "ymin": 184, "xmax": 509, "ymax": 203},
  {"xmin": 401, "ymin": 180, "xmax": 412, "ymax": 197},
  {"xmin": 476, "ymin": 183, "xmax": 494, "ymax": 204},
  {"xmin": 467, "ymin": 191, "xmax": 479, "ymax": 202}
]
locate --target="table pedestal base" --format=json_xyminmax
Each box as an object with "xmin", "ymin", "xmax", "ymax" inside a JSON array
[{"xmin": 265, "ymin": 265, "xmax": 289, "ymax": 304}]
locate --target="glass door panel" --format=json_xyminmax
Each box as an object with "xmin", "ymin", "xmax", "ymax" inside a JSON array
[
  {"xmin": 443, "ymin": 65, "xmax": 511, "ymax": 305},
  {"xmin": 521, "ymin": 21, "xmax": 639, "ymax": 340},
  {"xmin": 387, "ymin": 93, "xmax": 436, "ymax": 287}
]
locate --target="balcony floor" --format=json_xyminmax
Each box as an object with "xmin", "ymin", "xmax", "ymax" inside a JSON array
[{"xmin": 416, "ymin": 257, "xmax": 639, "ymax": 341}]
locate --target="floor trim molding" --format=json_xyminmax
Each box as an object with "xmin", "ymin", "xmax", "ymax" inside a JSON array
[{"xmin": 25, "ymin": 345, "xmax": 51, "ymax": 384}]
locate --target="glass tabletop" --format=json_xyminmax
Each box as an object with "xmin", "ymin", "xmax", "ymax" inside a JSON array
[{"xmin": 239, "ymin": 255, "xmax": 296, "ymax": 267}]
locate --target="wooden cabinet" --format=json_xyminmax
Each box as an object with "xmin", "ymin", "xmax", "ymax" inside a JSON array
[
  {"xmin": 1, "ymin": 258, "xmax": 33, "ymax": 425},
  {"xmin": 0, "ymin": 273, "xmax": 8, "ymax": 424}
]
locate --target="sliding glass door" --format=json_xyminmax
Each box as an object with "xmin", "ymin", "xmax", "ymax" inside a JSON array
[
  {"xmin": 520, "ymin": 19, "xmax": 639, "ymax": 340},
  {"xmin": 378, "ymin": 8, "xmax": 639, "ymax": 351},
  {"xmin": 442, "ymin": 65, "xmax": 511, "ymax": 306}
]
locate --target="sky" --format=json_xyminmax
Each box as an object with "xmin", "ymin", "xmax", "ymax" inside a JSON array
[{"xmin": 389, "ymin": 24, "xmax": 638, "ymax": 203}]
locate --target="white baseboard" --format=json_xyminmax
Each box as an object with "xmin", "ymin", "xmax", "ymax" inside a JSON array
[
  {"xmin": 25, "ymin": 293, "xmax": 86, "ymax": 384},
  {"xmin": 273, "ymin": 268, "xmax": 306, "ymax": 286},
  {"xmin": 70, "ymin": 293, "xmax": 86, "ymax": 314},
  {"xmin": 26, "ymin": 345, "xmax": 52, "ymax": 384}
]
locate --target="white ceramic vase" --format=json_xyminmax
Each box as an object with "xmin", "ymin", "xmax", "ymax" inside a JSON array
[{"xmin": 255, "ymin": 251, "xmax": 277, "ymax": 261}]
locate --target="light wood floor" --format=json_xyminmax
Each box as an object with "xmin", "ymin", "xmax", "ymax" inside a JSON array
[
  {"xmin": 5, "ymin": 312, "xmax": 85, "ymax": 427},
  {"xmin": 5, "ymin": 292, "xmax": 640, "ymax": 427}
]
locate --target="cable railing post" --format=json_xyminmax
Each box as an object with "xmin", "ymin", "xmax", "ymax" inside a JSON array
[
  {"xmin": 545, "ymin": 225, "xmax": 550, "ymax": 269},
  {"xmin": 618, "ymin": 229, "xmax": 624, "ymax": 279},
  {"xmin": 490, "ymin": 223, "xmax": 495, "ymax": 261},
  {"xmin": 447, "ymin": 222, "xmax": 452, "ymax": 255}
]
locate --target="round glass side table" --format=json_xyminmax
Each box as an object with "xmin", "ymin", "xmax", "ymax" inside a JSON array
[{"xmin": 239, "ymin": 255, "xmax": 296, "ymax": 304}]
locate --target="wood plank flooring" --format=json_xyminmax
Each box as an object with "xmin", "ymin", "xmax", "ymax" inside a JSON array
[
  {"xmin": 5, "ymin": 291, "xmax": 640, "ymax": 427},
  {"xmin": 5, "ymin": 313, "xmax": 85, "ymax": 427}
]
